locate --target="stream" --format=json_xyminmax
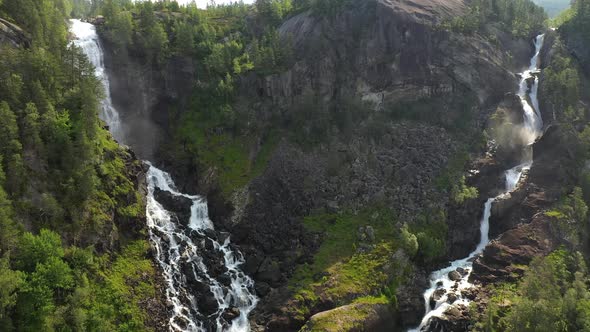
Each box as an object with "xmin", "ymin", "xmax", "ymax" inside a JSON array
[
  {"xmin": 70, "ymin": 19, "xmax": 258, "ymax": 332},
  {"xmin": 410, "ymin": 33, "xmax": 546, "ymax": 331}
]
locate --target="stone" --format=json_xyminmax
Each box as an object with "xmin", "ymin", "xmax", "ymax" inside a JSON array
[
  {"xmin": 255, "ymin": 281, "xmax": 271, "ymax": 297},
  {"xmin": 447, "ymin": 293, "xmax": 458, "ymax": 304},
  {"xmin": 256, "ymin": 257, "xmax": 282, "ymax": 286},
  {"xmin": 448, "ymin": 270, "xmax": 462, "ymax": 281},
  {"xmin": 222, "ymin": 307, "xmax": 240, "ymax": 321},
  {"xmin": 365, "ymin": 226, "xmax": 376, "ymax": 242},
  {"xmin": 429, "ymin": 288, "xmax": 446, "ymax": 310},
  {"xmin": 153, "ymin": 188, "xmax": 192, "ymax": 225}
]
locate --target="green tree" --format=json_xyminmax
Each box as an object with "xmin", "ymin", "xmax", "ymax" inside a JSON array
[
  {"xmin": 0, "ymin": 257, "xmax": 24, "ymax": 329},
  {"xmin": 16, "ymin": 229, "xmax": 65, "ymax": 273},
  {"xmin": 108, "ymin": 11, "xmax": 134, "ymax": 50},
  {"xmin": 20, "ymin": 103, "xmax": 43, "ymax": 152}
]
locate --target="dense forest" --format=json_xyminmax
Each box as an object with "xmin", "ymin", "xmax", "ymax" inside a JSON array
[{"xmin": 0, "ymin": 1, "xmax": 163, "ymax": 330}]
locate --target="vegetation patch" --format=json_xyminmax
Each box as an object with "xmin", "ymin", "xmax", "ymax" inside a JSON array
[{"xmin": 287, "ymin": 207, "xmax": 422, "ymax": 323}]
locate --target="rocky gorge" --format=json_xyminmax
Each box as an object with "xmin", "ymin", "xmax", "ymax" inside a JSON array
[{"xmin": 84, "ymin": 0, "xmax": 590, "ymax": 331}]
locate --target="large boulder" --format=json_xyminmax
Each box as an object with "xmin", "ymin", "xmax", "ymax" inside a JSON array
[
  {"xmin": 471, "ymin": 214, "xmax": 560, "ymax": 283},
  {"xmin": 153, "ymin": 188, "xmax": 193, "ymax": 225},
  {"xmin": 422, "ymin": 305, "xmax": 471, "ymax": 332},
  {"xmin": 489, "ymin": 124, "xmax": 580, "ymax": 238},
  {"xmin": 299, "ymin": 303, "xmax": 397, "ymax": 332},
  {"xmin": 0, "ymin": 18, "xmax": 31, "ymax": 49}
]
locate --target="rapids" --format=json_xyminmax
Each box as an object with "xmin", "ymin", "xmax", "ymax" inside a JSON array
[
  {"xmin": 70, "ymin": 19, "xmax": 258, "ymax": 332},
  {"xmin": 410, "ymin": 34, "xmax": 546, "ymax": 331}
]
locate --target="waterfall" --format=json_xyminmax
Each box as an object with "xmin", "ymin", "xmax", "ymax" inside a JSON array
[
  {"xmin": 70, "ymin": 19, "xmax": 124, "ymax": 142},
  {"xmin": 70, "ymin": 19, "xmax": 258, "ymax": 332},
  {"xmin": 409, "ymin": 34, "xmax": 546, "ymax": 331}
]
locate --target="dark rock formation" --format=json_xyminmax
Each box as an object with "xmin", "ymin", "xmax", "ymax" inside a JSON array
[
  {"xmin": 0, "ymin": 18, "xmax": 31, "ymax": 49},
  {"xmin": 247, "ymin": 0, "xmax": 526, "ymax": 109},
  {"xmin": 489, "ymin": 124, "xmax": 580, "ymax": 238},
  {"xmin": 99, "ymin": 32, "xmax": 195, "ymax": 161},
  {"xmin": 96, "ymin": 0, "xmax": 548, "ymax": 330},
  {"xmin": 423, "ymin": 305, "xmax": 471, "ymax": 332},
  {"xmin": 472, "ymin": 213, "xmax": 560, "ymax": 283},
  {"xmin": 153, "ymin": 188, "xmax": 193, "ymax": 225}
]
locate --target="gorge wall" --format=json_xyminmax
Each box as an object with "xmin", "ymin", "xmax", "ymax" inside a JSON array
[{"xmin": 97, "ymin": 0, "xmax": 572, "ymax": 330}]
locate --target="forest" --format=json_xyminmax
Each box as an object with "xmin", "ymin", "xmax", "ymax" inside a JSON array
[{"xmin": 0, "ymin": 0, "xmax": 161, "ymax": 330}]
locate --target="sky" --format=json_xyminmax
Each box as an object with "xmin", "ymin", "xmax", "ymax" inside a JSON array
[{"xmin": 531, "ymin": 0, "xmax": 571, "ymax": 17}]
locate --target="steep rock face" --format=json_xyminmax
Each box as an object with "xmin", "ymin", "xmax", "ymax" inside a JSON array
[
  {"xmin": 472, "ymin": 213, "xmax": 560, "ymax": 283},
  {"xmin": 0, "ymin": 18, "xmax": 30, "ymax": 49},
  {"xmin": 243, "ymin": 0, "xmax": 528, "ymax": 109},
  {"xmin": 100, "ymin": 35, "xmax": 195, "ymax": 160},
  {"xmin": 230, "ymin": 1, "xmax": 538, "ymax": 330},
  {"xmin": 489, "ymin": 125, "xmax": 580, "ymax": 238},
  {"xmin": 97, "ymin": 1, "xmax": 542, "ymax": 330}
]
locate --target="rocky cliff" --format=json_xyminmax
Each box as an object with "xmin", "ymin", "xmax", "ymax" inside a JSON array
[
  {"xmin": 98, "ymin": 0, "xmax": 552, "ymax": 331},
  {"xmin": 0, "ymin": 18, "xmax": 30, "ymax": 49}
]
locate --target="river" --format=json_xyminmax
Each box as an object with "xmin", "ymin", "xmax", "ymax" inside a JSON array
[{"xmin": 410, "ymin": 33, "xmax": 546, "ymax": 331}]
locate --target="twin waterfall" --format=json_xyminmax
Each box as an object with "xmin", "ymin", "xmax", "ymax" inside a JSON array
[
  {"xmin": 411, "ymin": 34, "xmax": 546, "ymax": 331},
  {"xmin": 70, "ymin": 20, "xmax": 257, "ymax": 332},
  {"xmin": 71, "ymin": 17, "xmax": 547, "ymax": 332}
]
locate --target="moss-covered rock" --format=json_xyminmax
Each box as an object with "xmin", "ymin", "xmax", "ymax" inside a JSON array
[{"xmin": 299, "ymin": 301, "xmax": 397, "ymax": 332}]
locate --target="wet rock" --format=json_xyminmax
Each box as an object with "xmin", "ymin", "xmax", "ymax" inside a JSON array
[
  {"xmin": 90, "ymin": 15, "xmax": 106, "ymax": 25},
  {"xmin": 222, "ymin": 307, "xmax": 241, "ymax": 321},
  {"xmin": 255, "ymin": 281, "xmax": 271, "ymax": 297},
  {"xmin": 472, "ymin": 214, "xmax": 559, "ymax": 283},
  {"xmin": 154, "ymin": 188, "xmax": 192, "ymax": 224},
  {"xmin": 202, "ymin": 228, "xmax": 217, "ymax": 240},
  {"xmin": 256, "ymin": 257, "xmax": 282, "ymax": 286},
  {"xmin": 448, "ymin": 270, "xmax": 462, "ymax": 281},
  {"xmin": 447, "ymin": 293, "xmax": 458, "ymax": 304},
  {"xmin": 490, "ymin": 125, "xmax": 580, "ymax": 238},
  {"xmin": 218, "ymin": 273, "xmax": 232, "ymax": 287},
  {"xmin": 456, "ymin": 267, "xmax": 467, "ymax": 276},
  {"xmin": 424, "ymin": 305, "xmax": 471, "ymax": 332},
  {"xmin": 197, "ymin": 293, "xmax": 219, "ymax": 316},
  {"xmin": 397, "ymin": 272, "xmax": 429, "ymax": 327},
  {"xmin": 430, "ymin": 288, "xmax": 446, "ymax": 310}
]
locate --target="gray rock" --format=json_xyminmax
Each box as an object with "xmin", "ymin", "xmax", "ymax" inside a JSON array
[{"xmin": 448, "ymin": 270, "xmax": 462, "ymax": 281}]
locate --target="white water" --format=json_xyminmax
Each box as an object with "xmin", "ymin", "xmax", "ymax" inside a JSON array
[
  {"xmin": 70, "ymin": 19, "xmax": 124, "ymax": 142},
  {"xmin": 410, "ymin": 34, "xmax": 546, "ymax": 331},
  {"xmin": 70, "ymin": 19, "xmax": 258, "ymax": 332}
]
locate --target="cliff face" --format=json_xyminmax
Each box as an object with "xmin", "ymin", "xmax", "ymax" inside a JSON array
[
  {"xmin": 244, "ymin": 0, "xmax": 529, "ymax": 109},
  {"xmin": 99, "ymin": 1, "xmax": 545, "ymax": 330},
  {"xmin": 100, "ymin": 36, "xmax": 195, "ymax": 160},
  {"xmin": 0, "ymin": 18, "xmax": 30, "ymax": 49}
]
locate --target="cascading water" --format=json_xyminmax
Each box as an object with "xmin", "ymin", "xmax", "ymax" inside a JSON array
[
  {"xmin": 70, "ymin": 19, "xmax": 124, "ymax": 142},
  {"xmin": 410, "ymin": 34, "xmax": 546, "ymax": 331},
  {"xmin": 70, "ymin": 19, "xmax": 258, "ymax": 332}
]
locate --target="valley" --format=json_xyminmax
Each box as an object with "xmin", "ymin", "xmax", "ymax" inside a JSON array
[{"xmin": 1, "ymin": 0, "xmax": 590, "ymax": 331}]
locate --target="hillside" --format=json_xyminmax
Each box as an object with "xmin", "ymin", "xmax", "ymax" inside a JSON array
[{"xmin": 4, "ymin": 0, "xmax": 590, "ymax": 331}]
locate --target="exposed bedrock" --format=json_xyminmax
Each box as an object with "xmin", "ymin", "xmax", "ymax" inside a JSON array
[{"xmin": 489, "ymin": 124, "xmax": 581, "ymax": 239}]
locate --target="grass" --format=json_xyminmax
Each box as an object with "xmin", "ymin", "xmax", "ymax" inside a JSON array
[
  {"xmin": 291, "ymin": 209, "xmax": 396, "ymax": 291},
  {"xmin": 95, "ymin": 240, "xmax": 158, "ymax": 331},
  {"xmin": 177, "ymin": 111, "xmax": 278, "ymax": 196},
  {"xmin": 287, "ymin": 208, "xmax": 407, "ymax": 323},
  {"xmin": 299, "ymin": 299, "xmax": 391, "ymax": 332}
]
